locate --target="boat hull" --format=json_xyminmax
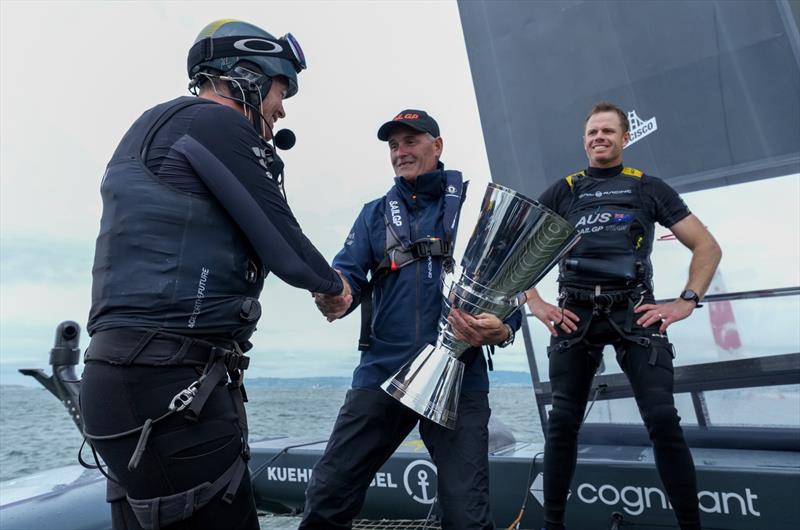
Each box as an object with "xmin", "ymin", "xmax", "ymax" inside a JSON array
[{"xmin": 3, "ymin": 437, "xmax": 798, "ymax": 529}]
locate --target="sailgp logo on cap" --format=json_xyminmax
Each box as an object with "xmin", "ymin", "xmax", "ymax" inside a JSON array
[
  {"xmin": 234, "ymin": 38, "xmax": 283, "ymax": 54},
  {"xmin": 625, "ymin": 110, "xmax": 658, "ymax": 148},
  {"xmin": 394, "ymin": 112, "xmax": 420, "ymax": 121}
]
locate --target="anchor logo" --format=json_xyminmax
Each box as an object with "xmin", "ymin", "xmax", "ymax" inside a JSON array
[{"xmin": 403, "ymin": 459, "xmax": 438, "ymax": 504}]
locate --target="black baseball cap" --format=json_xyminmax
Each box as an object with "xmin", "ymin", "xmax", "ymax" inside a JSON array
[{"xmin": 377, "ymin": 109, "xmax": 440, "ymax": 141}]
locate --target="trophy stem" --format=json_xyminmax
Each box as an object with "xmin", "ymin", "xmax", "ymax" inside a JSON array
[{"xmin": 381, "ymin": 343, "xmax": 464, "ymax": 430}]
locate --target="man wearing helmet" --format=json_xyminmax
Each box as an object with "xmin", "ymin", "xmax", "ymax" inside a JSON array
[{"xmin": 79, "ymin": 20, "xmax": 347, "ymax": 530}]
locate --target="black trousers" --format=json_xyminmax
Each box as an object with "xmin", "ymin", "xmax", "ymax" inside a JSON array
[
  {"xmin": 543, "ymin": 297, "xmax": 701, "ymax": 530},
  {"xmin": 299, "ymin": 388, "xmax": 493, "ymax": 530},
  {"xmin": 80, "ymin": 362, "xmax": 259, "ymax": 530}
]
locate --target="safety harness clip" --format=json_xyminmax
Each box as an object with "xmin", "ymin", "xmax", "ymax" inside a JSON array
[{"xmin": 169, "ymin": 380, "xmax": 200, "ymax": 412}]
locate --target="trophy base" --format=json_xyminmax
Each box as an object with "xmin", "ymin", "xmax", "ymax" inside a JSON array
[{"xmin": 381, "ymin": 343, "xmax": 464, "ymax": 430}]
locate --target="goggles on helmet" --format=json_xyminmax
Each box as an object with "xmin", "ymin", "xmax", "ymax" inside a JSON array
[{"xmin": 188, "ymin": 33, "xmax": 306, "ymax": 76}]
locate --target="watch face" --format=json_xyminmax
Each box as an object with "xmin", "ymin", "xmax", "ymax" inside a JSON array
[{"xmin": 682, "ymin": 289, "xmax": 697, "ymax": 301}]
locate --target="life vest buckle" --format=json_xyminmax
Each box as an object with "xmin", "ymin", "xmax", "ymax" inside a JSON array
[{"xmin": 410, "ymin": 238, "xmax": 452, "ymax": 259}]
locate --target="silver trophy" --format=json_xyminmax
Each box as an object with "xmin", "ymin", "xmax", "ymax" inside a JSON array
[{"xmin": 381, "ymin": 183, "xmax": 578, "ymax": 429}]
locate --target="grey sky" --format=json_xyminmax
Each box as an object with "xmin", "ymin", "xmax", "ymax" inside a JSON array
[
  {"xmin": 0, "ymin": 0, "xmax": 495, "ymax": 383},
  {"xmin": 2, "ymin": 1, "xmax": 798, "ymax": 386}
]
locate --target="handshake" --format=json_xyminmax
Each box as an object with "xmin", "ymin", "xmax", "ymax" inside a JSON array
[
  {"xmin": 312, "ymin": 270, "xmax": 510, "ymax": 347},
  {"xmin": 312, "ymin": 270, "xmax": 353, "ymax": 322}
]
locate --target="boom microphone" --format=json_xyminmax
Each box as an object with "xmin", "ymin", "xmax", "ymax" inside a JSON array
[{"xmin": 273, "ymin": 129, "xmax": 296, "ymax": 150}]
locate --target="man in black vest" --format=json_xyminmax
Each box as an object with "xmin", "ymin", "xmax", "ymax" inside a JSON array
[
  {"xmin": 527, "ymin": 102, "xmax": 722, "ymax": 530},
  {"xmin": 80, "ymin": 20, "xmax": 349, "ymax": 530},
  {"xmin": 300, "ymin": 110, "xmax": 522, "ymax": 530}
]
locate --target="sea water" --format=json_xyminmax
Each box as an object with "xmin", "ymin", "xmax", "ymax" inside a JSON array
[{"xmin": 0, "ymin": 383, "xmax": 544, "ymax": 529}]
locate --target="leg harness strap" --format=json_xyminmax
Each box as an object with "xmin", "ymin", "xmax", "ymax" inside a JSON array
[{"xmin": 125, "ymin": 456, "xmax": 248, "ymax": 530}]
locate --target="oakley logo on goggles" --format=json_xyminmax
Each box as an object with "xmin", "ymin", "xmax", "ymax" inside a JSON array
[{"xmin": 188, "ymin": 32, "xmax": 307, "ymax": 74}]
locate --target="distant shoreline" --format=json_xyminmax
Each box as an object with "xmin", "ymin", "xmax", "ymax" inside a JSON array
[{"xmin": 0, "ymin": 369, "xmax": 534, "ymax": 388}]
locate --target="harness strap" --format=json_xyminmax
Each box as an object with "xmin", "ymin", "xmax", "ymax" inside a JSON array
[
  {"xmin": 186, "ymin": 358, "xmax": 227, "ymax": 421},
  {"xmin": 126, "ymin": 456, "xmax": 248, "ymax": 530},
  {"xmin": 85, "ymin": 328, "xmax": 230, "ymax": 367},
  {"xmin": 547, "ymin": 309, "xmax": 595, "ymax": 356},
  {"xmin": 376, "ymin": 237, "xmax": 455, "ymax": 275},
  {"xmin": 549, "ymin": 285, "xmax": 656, "ymax": 364},
  {"xmin": 84, "ymin": 327, "xmax": 251, "ymax": 478},
  {"xmin": 359, "ymin": 235, "xmax": 455, "ymax": 351},
  {"xmin": 226, "ymin": 344, "xmax": 251, "ymax": 460},
  {"xmin": 604, "ymin": 313, "xmax": 656, "ymax": 365}
]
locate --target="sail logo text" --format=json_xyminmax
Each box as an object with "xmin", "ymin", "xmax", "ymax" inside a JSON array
[
  {"xmin": 389, "ymin": 200, "xmax": 402, "ymax": 227},
  {"xmin": 578, "ymin": 189, "xmax": 632, "ymax": 199}
]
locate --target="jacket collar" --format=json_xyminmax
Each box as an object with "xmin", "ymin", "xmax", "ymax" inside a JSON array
[
  {"xmin": 394, "ymin": 162, "xmax": 446, "ymax": 205},
  {"xmin": 586, "ymin": 164, "xmax": 623, "ymax": 179}
]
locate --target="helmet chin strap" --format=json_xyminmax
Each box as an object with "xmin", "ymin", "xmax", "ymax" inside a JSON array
[
  {"xmin": 242, "ymin": 82, "xmax": 273, "ymax": 140},
  {"xmin": 191, "ymin": 71, "xmax": 274, "ymax": 140}
]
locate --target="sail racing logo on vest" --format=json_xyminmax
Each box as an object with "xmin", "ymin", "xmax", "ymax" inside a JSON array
[
  {"xmin": 578, "ymin": 189, "xmax": 632, "ymax": 199},
  {"xmin": 529, "ymin": 473, "xmax": 760, "ymax": 517},
  {"xmin": 625, "ymin": 110, "xmax": 658, "ymax": 148}
]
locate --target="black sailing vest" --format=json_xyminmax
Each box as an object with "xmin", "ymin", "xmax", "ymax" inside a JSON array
[
  {"xmin": 558, "ymin": 167, "xmax": 655, "ymax": 289},
  {"xmin": 88, "ymin": 98, "xmax": 264, "ymax": 341}
]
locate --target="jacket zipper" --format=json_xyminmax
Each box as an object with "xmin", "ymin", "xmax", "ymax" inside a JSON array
[{"xmin": 412, "ymin": 196, "xmax": 421, "ymax": 348}]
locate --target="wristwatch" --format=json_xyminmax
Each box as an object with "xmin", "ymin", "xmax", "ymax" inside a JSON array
[
  {"xmin": 498, "ymin": 324, "xmax": 515, "ymax": 348},
  {"xmin": 679, "ymin": 289, "xmax": 703, "ymax": 308}
]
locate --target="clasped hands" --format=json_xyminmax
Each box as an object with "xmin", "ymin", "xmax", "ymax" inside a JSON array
[
  {"xmin": 312, "ymin": 274, "xmax": 510, "ymax": 347},
  {"xmin": 312, "ymin": 271, "xmax": 353, "ymax": 322}
]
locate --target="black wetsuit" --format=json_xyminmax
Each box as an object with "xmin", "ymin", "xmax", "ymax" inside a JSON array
[
  {"xmin": 537, "ymin": 165, "xmax": 701, "ymax": 530},
  {"xmin": 80, "ymin": 97, "xmax": 341, "ymax": 530}
]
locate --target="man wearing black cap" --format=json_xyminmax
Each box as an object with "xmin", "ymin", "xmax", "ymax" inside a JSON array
[{"xmin": 299, "ymin": 110, "xmax": 522, "ymax": 529}]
